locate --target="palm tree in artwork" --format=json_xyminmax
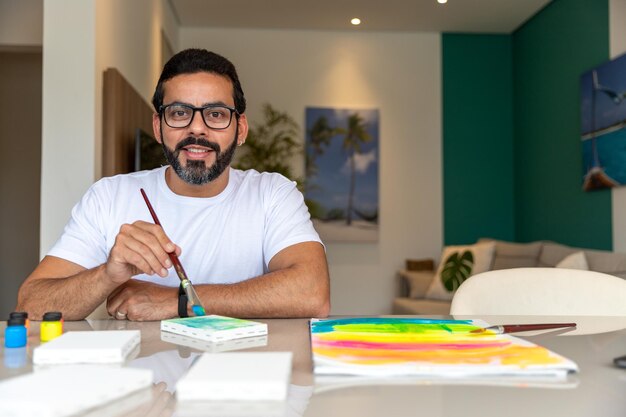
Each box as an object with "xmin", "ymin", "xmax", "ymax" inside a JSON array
[
  {"xmin": 341, "ymin": 113, "xmax": 372, "ymax": 225},
  {"xmin": 307, "ymin": 116, "xmax": 336, "ymax": 179}
]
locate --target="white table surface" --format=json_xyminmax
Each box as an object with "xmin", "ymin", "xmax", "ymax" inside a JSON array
[{"xmin": 1, "ymin": 315, "xmax": 625, "ymax": 417}]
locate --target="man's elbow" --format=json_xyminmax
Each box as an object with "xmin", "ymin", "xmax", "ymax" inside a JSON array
[
  {"xmin": 15, "ymin": 282, "xmax": 41, "ymax": 320},
  {"xmin": 309, "ymin": 287, "xmax": 330, "ymax": 318},
  {"xmin": 15, "ymin": 281, "xmax": 31, "ymax": 310},
  {"xmin": 314, "ymin": 298, "xmax": 331, "ymax": 318}
]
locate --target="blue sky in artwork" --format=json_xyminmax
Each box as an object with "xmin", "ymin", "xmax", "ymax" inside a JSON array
[
  {"xmin": 305, "ymin": 107, "xmax": 379, "ymax": 216},
  {"xmin": 580, "ymin": 52, "xmax": 626, "ymax": 134}
]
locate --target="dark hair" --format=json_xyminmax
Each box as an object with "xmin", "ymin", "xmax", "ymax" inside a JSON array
[{"xmin": 151, "ymin": 49, "xmax": 246, "ymax": 114}]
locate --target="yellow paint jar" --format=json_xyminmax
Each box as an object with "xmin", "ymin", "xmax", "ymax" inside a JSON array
[{"xmin": 40, "ymin": 311, "xmax": 63, "ymax": 342}]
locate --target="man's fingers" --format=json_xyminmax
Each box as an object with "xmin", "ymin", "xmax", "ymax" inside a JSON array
[
  {"xmin": 117, "ymin": 223, "xmax": 172, "ymax": 276},
  {"xmin": 107, "ymin": 282, "xmax": 126, "ymax": 300},
  {"xmin": 105, "ymin": 221, "xmax": 178, "ymax": 286},
  {"xmin": 121, "ymin": 238, "xmax": 169, "ymax": 277},
  {"xmin": 107, "ymin": 242, "xmax": 156, "ymax": 282},
  {"xmin": 106, "ymin": 294, "xmax": 125, "ymax": 318},
  {"xmin": 133, "ymin": 221, "xmax": 177, "ymax": 255}
]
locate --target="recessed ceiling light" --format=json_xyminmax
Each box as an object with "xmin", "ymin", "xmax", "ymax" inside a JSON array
[
  {"xmin": 438, "ymin": 0, "xmax": 448, "ymax": 4},
  {"xmin": 351, "ymin": 18, "xmax": 361, "ymax": 25}
]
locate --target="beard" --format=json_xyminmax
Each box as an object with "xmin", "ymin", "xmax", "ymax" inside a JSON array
[{"xmin": 160, "ymin": 128, "xmax": 238, "ymax": 185}]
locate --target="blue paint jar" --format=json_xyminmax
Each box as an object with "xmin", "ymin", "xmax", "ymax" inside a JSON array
[
  {"xmin": 9, "ymin": 312, "xmax": 29, "ymax": 335},
  {"xmin": 5, "ymin": 317, "xmax": 27, "ymax": 348},
  {"xmin": 4, "ymin": 347, "xmax": 27, "ymax": 368}
]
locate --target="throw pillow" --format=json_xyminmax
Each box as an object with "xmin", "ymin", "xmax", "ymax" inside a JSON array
[
  {"xmin": 425, "ymin": 241, "xmax": 496, "ymax": 301},
  {"xmin": 398, "ymin": 270, "xmax": 435, "ymax": 299},
  {"xmin": 555, "ymin": 251, "xmax": 589, "ymax": 270},
  {"xmin": 479, "ymin": 238, "xmax": 543, "ymax": 269}
]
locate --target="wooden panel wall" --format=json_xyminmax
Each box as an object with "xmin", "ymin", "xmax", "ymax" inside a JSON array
[{"xmin": 102, "ymin": 68, "xmax": 154, "ymax": 177}]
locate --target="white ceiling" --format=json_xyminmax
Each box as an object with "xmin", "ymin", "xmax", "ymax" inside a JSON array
[{"xmin": 169, "ymin": 0, "xmax": 552, "ymax": 34}]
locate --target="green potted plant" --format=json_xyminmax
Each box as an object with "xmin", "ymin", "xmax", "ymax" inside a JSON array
[{"xmin": 233, "ymin": 103, "xmax": 303, "ymax": 185}]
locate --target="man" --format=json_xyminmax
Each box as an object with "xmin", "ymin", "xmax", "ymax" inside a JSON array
[{"xmin": 17, "ymin": 49, "xmax": 330, "ymax": 321}]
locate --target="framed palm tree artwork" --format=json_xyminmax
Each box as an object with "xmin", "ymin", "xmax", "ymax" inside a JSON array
[
  {"xmin": 580, "ymin": 52, "xmax": 626, "ymax": 191},
  {"xmin": 305, "ymin": 107, "xmax": 379, "ymax": 242}
]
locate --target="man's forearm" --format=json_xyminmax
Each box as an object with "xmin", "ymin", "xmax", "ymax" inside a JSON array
[
  {"xmin": 17, "ymin": 264, "xmax": 119, "ymax": 321},
  {"xmin": 194, "ymin": 262, "xmax": 330, "ymax": 318}
]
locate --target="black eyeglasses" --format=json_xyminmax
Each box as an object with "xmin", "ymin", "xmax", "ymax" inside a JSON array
[{"xmin": 159, "ymin": 103, "xmax": 239, "ymax": 130}]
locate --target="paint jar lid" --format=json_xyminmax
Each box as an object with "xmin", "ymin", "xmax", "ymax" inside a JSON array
[
  {"xmin": 7, "ymin": 317, "xmax": 25, "ymax": 326},
  {"xmin": 9, "ymin": 312, "xmax": 28, "ymax": 320},
  {"xmin": 43, "ymin": 312, "xmax": 62, "ymax": 321}
]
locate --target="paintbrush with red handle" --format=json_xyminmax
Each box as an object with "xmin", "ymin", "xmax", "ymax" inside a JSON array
[
  {"xmin": 471, "ymin": 323, "xmax": 576, "ymax": 334},
  {"xmin": 140, "ymin": 188, "xmax": 206, "ymax": 316}
]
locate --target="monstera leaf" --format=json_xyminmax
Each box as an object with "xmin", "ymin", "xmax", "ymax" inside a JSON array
[{"xmin": 440, "ymin": 250, "xmax": 474, "ymax": 292}]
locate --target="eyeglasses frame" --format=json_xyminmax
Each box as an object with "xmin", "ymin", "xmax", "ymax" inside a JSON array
[{"xmin": 158, "ymin": 103, "xmax": 240, "ymax": 130}]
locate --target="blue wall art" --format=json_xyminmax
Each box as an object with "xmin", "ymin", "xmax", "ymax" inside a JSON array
[{"xmin": 305, "ymin": 107, "xmax": 379, "ymax": 242}]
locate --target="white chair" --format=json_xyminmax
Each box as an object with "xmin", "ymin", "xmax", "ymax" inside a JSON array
[{"xmin": 450, "ymin": 267, "xmax": 626, "ymax": 316}]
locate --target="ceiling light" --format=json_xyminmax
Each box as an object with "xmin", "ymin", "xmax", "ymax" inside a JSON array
[
  {"xmin": 438, "ymin": 0, "xmax": 447, "ymax": 4},
  {"xmin": 351, "ymin": 18, "xmax": 361, "ymax": 26}
]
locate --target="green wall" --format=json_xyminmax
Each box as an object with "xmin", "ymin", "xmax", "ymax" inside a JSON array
[
  {"xmin": 442, "ymin": 0, "xmax": 611, "ymax": 249},
  {"xmin": 442, "ymin": 34, "xmax": 514, "ymax": 245},
  {"xmin": 513, "ymin": 0, "xmax": 611, "ymax": 249}
]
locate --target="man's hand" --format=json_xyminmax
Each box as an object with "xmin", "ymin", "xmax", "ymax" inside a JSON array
[
  {"xmin": 104, "ymin": 221, "xmax": 181, "ymax": 285},
  {"xmin": 16, "ymin": 221, "xmax": 183, "ymax": 321},
  {"xmin": 107, "ymin": 280, "xmax": 178, "ymax": 321}
]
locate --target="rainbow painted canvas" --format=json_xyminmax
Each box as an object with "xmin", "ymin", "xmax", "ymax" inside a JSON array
[{"xmin": 310, "ymin": 318, "xmax": 578, "ymax": 378}]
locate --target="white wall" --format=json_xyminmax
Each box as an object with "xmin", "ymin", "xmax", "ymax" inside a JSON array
[
  {"xmin": 610, "ymin": 0, "xmax": 626, "ymax": 252},
  {"xmin": 94, "ymin": 0, "xmax": 176, "ymax": 177},
  {"xmin": 181, "ymin": 28, "xmax": 443, "ymax": 314},
  {"xmin": 0, "ymin": 0, "xmax": 42, "ymax": 47},
  {"xmin": 40, "ymin": 0, "xmax": 177, "ymax": 255},
  {"xmin": 41, "ymin": 0, "xmax": 97, "ymax": 255}
]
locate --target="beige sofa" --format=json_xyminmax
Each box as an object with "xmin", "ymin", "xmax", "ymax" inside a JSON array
[{"xmin": 392, "ymin": 239, "xmax": 626, "ymax": 315}]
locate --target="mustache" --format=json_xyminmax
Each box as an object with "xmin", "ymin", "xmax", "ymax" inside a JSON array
[{"xmin": 174, "ymin": 137, "xmax": 221, "ymax": 153}]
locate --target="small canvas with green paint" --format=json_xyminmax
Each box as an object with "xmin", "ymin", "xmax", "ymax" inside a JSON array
[
  {"xmin": 161, "ymin": 315, "xmax": 267, "ymax": 343},
  {"xmin": 310, "ymin": 318, "xmax": 578, "ymax": 378}
]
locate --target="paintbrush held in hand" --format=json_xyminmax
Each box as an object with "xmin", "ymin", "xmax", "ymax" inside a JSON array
[{"xmin": 140, "ymin": 188, "xmax": 206, "ymax": 316}]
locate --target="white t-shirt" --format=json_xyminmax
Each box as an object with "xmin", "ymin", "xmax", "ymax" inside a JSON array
[{"xmin": 48, "ymin": 167, "xmax": 322, "ymax": 286}]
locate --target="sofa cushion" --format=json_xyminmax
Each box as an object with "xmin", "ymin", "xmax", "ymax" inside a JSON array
[
  {"xmin": 538, "ymin": 242, "xmax": 626, "ymax": 278},
  {"xmin": 555, "ymin": 251, "xmax": 589, "ymax": 270},
  {"xmin": 425, "ymin": 241, "xmax": 496, "ymax": 301},
  {"xmin": 398, "ymin": 270, "xmax": 435, "ymax": 299},
  {"xmin": 538, "ymin": 242, "xmax": 579, "ymax": 267},
  {"xmin": 583, "ymin": 249, "xmax": 626, "ymax": 279},
  {"xmin": 479, "ymin": 238, "xmax": 542, "ymax": 269},
  {"xmin": 392, "ymin": 297, "xmax": 451, "ymax": 315}
]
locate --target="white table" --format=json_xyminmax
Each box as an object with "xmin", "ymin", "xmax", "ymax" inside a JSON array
[{"xmin": 1, "ymin": 315, "xmax": 626, "ymax": 416}]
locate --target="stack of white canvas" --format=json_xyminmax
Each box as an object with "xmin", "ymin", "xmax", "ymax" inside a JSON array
[
  {"xmin": 0, "ymin": 365, "xmax": 153, "ymax": 417},
  {"xmin": 161, "ymin": 331, "xmax": 268, "ymax": 353},
  {"xmin": 33, "ymin": 330, "xmax": 141, "ymax": 364},
  {"xmin": 176, "ymin": 352, "xmax": 293, "ymax": 402}
]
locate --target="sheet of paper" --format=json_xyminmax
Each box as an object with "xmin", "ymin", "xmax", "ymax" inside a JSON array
[{"xmin": 310, "ymin": 318, "xmax": 579, "ymax": 379}]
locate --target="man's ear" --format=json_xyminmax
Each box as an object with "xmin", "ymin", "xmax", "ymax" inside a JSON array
[
  {"xmin": 237, "ymin": 114, "xmax": 249, "ymax": 146},
  {"xmin": 152, "ymin": 113, "xmax": 162, "ymax": 143}
]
